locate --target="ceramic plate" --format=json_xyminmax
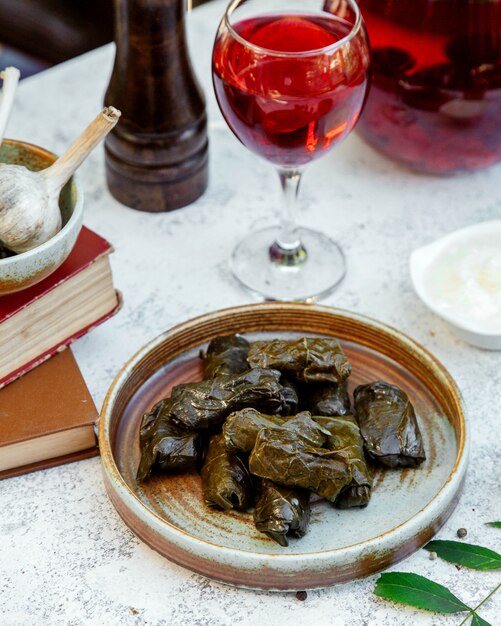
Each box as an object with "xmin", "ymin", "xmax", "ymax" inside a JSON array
[{"xmin": 99, "ymin": 303, "xmax": 468, "ymax": 590}]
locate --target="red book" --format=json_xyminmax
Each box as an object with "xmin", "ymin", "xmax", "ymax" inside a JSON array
[{"xmin": 0, "ymin": 226, "xmax": 121, "ymax": 388}]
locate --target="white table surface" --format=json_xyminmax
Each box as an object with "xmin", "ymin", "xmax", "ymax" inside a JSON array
[{"xmin": 1, "ymin": 1, "xmax": 500, "ymax": 624}]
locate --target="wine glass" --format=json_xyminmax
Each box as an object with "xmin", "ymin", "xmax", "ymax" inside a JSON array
[{"xmin": 212, "ymin": 0, "xmax": 371, "ymax": 301}]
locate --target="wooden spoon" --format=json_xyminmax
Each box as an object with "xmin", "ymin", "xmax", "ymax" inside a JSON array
[
  {"xmin": 0, "ymin": 67, "xmax": 20, "ymax": 146},
  {"xmin": 0, "ymin": 106, "xmax": 121, "ymax": 254}
]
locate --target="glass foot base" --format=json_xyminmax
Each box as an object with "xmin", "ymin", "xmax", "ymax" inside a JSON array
[{"xmin": 231, "ymin": 226, "xmax": 346, "ymax": 301}]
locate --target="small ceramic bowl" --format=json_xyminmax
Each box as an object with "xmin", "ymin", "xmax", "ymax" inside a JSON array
[
  {"xmin": 410, "ymin": 221, "xmax": 501, "ymax": 350},
  {"xmin": 0, "ymin": 139, "xmax": 83, "ymax": 295}
]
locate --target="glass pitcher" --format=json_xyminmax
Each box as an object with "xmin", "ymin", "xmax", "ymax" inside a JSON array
[{"xmin": 357, "ymin": 0, "xmax": 501, "ymax": 174}]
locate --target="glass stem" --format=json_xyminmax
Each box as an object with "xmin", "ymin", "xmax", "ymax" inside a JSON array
[{"xmin": 269, "ymin": 169, "xmax": 308, "ymax": 267}]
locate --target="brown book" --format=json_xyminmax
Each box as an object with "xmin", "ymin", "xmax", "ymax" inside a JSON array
[{"xmin": 0, "ymin": 348, "xmax": 98, "ymax": 479}]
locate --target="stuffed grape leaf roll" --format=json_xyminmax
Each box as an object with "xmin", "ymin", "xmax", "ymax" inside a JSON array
[
  {"xmin": 136, "ymin": 400, "xmax": 203, "ymax": 481},
  {"xmin": 202, "ymin": 334, "xmax": 250, "ymax": 378},
  {"xmin": 247, "ymin": 337, "xmax": 351, "ymax": 384},
  {"xmin": 254, "ymin": 479, "xmax": 310, "ymax": 547},
  {"xmin": 249, "ymin": 428, "xmax": 352, "ymax": 502},
  {"xmin": 138, "ymin": 399, "xmax": 166, "ymax": 444},
  {"xmin": 201, "ymin": 433, "xmax": 254, "ymax": 511},
  {"xmin": 223, "ymin": 408, "xmax": 329, "ymax": 454},
  {"xmin": 169, "ymin": 367, "xmax": 286, "ymax": 430},
  {"xmin": 302, "ymin": 381, "xmax": 351, "ymax": 417},
  {"xmin": 354, "ymin": 381, "xmax": 426, "ymax": 468},
  {"xmin": 313, "ymin": 415, "xmax": 372, "ymax": 508},
  {"xmin": 278, "ymin": 378, "xmax": 299, "ymax": 416}
]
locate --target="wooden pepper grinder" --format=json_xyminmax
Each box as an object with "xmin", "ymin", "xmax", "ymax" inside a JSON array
[{"xmin": 104, "ymin": 0, "xmax": 208, "ymax": 211}]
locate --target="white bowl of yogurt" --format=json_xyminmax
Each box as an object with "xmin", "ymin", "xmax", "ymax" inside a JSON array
[{"xmin": 410, "ymin": 221, "xmax": 501, "ymax": 350}]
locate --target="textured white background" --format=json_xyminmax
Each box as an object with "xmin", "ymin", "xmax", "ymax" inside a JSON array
[{"xmin": 0, "ymin": 1, "xmax": 500, "ymax": 624}]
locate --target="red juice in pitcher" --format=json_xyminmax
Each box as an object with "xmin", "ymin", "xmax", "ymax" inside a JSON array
[{"xmin": 357, "ymin": 0, "xmax": 501, "ymax": 173}]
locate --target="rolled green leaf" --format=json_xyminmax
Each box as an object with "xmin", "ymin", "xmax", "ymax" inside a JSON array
[
  {"xmin": 278, "ymin": 378, "xmax": 299, "ymax": 416},
  {"xmin": 354, "ymin": 381, "xmax": 426, "ymax": 468},
  {"xmin": 223, "ymin": 408, "xmax": 329, "ymax": 454},
  {"xmin": 424, "ymin": 540, "xmax": 501, "ymax": 570},
  {"xmin": 201, "ymin": 434, "xmax": 254, "ymax": 511},
  {"xmin": 201, "ymin": 334, "xmax": 250, "ymax": 378},
  {"xmin": 138, "ymin": 399, "xmax": 168, "ymax": 445},
  {"xmin": 247, "ymin": 337, "xmax": 351, "ymax": 383},
  {"xmin": 169, "ymin": 367, "xmax": 287, "ymax": 430},
  {"xmin": 314, "ymin": 414, "xmax": 372, "ymax": 508},
  {"xmin": 137, "ymin": 400, "xmax": 203, "ymax": 481},
  {"xmin": 254, "ymin": 479, "xmax": 310, "ymax": 547},
  {"xmin": 302, "ymin": 381, "xmax": 351, "ymax": 417},
  {"xmin": 374, "ymin": 572, "xmax": 470, "ymax": 613},
  {"xmin": 249, "ymin": 427, "xmax": 351, "ymax": 503},
  {"xmin": 486, "ymin": 521, "xmax": 501, "ymax": 528}
]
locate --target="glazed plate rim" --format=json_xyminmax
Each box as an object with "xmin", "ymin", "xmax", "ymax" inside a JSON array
[{"xmin": 99, "ymin": 303, "xmax": 469, "ymax": 585}]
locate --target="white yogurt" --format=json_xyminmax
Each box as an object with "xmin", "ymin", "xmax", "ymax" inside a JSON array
[
  {"xmin": 427, "ymin": 241, "xmax": 501, "ymax": 333},
  {"xmin": 410, "ymin": 221, "xmax": 501, "ymax": 349}
]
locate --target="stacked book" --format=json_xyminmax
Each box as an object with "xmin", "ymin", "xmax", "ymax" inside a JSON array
[{"xmin": 0, "ymin": 227, "xmax": 120, "ymax": 478}]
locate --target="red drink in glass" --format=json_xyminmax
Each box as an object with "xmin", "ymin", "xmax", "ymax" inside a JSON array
[
  {"xmin": 213, "ymin": 13, "xmax": 370, "ymax": 168},
  {"xmin": 357, "ymin": 0, "xmax": 501, "ymax": 174},
  {"xmin": 212, "ymin": 0, "xmax": 370, "ymax": 301}
]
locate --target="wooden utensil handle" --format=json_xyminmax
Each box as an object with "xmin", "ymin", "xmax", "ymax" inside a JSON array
[
  {"xmin": 0, "ymin": 67, "xmax": 20, "ymax": 145},
  {"xmin": 43, "ymin": 106, "xmax": 121, "ymax": 192}
]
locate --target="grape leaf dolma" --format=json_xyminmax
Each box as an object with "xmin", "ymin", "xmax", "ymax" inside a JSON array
[
  {"xmin": 302, "ymin": 381, "xmax": 351, "ymax": 417},
  {"xmin": 313, "ymin": 415, "xmax": 372, "ymax": 508},
  {"xmin": 168, "ymin": 368, "xmax": 286, "ymax": 430},
  {"xmin": 254, "ymin": 479, "xmax": 310, "ymax": 547},
  {"xmin": 202, "ymin": 334, "xmax": 250, "ymax": 378},
  {"xmin": 136, "ymin": 399, "xmax": 203, "ymax": 481},
  {"xmin": 278, "ymin": 378, "xmax": 299, "ymax": 416},
  {"xmin": 249, "ymin": 428, "xmax": 352, "ymax": 502},
  {"xmin": 223, "ymin": 408, "xmax": 329, "ymax": 454},
  {"xmin": 201, "ymin": 433, "xmax": 254, "ymax": 511},
  {"xmin": 354, "ymin": 381, "xmax": 426, "ymax": 468},
  {"xmin": 247, "ymin": 337, "xmax": 352, "ymax": 384}
]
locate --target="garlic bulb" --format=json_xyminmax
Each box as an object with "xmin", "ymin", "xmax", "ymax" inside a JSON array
[
  {"xmin": 0, "ymin": 106, "xmax": 121, "ymax": 254},
  {"xmin": 0, "ymin": 165, "xmax": 57, "ymax": 253}
]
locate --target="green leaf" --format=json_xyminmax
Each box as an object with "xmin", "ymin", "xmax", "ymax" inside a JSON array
[
  {"xmin": 486, "ymin": 522, "xmax": 501, "ymax": 529},
  {"xmin": 424, "ymin": 540, "xmax": 501, "ymax": 571},
  {"xmin": 373, "ymin": 572, "xmax": 470, "ymax": 613},
  {"xmin": 471, "ymin": 612, "xmax": 493, "ymax": 626}
]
